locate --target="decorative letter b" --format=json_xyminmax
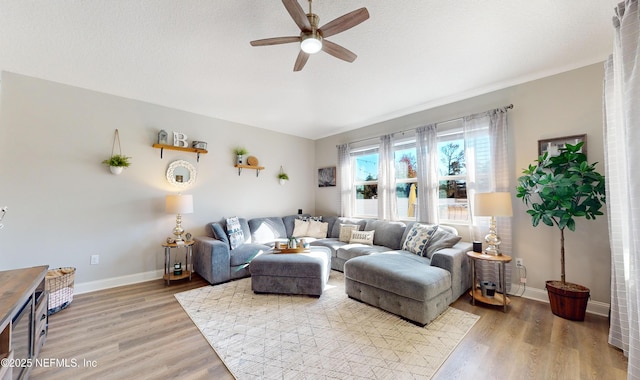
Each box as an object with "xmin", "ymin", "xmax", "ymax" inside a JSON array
[{"xmin": 173, "ymin": 132, "xmax": 188, "ymax": 148}]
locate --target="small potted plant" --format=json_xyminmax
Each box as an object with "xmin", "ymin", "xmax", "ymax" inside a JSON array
[
  {"xmin": 278, "ymin": 172, "xmax": 289, "ymax": 185},
  {"xmin": 516, "ymin": 141, "xmax": 605, "ymax": 320},
  {"xmin": 102, "ymin": 154, "xmax": 132, "ymax": 175},
  {"xmin": 234, "ymin": 147, "xmax": 248, "ymax": 165}
]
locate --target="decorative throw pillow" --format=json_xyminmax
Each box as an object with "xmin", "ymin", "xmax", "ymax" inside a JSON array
[
  {"xmin": 300, "ymin": 215, "xmax": 323, "ymax": 222},
  {"xmin": 424, "ymin": 228, "xmax": 462, "ymax": 258},
  {"xmin": 306, "ymin": 220, "xmax": 329, "ymax": 238},
  {"xmin": 226, "ymin": 216, "xmax": 244, "ymax": 250},
  {"xmin": 339, "ymin": 224, "xmax": 360, "ymax": 242},
  {"xmin": 350, "ymin": 230, "xmax": 375, "ymax": 245},
  {"xmin": 402, "ymin": 223, "xmax": 439, "ymax": 255},
  {"xmin": 292, "ymin": 219, "xmax": 310, "ymax": 237}
]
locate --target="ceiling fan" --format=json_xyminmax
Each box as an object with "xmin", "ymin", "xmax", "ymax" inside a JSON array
[{"xmin": 250, "ymin": 0, "xmax": 369, "ymax": 71}]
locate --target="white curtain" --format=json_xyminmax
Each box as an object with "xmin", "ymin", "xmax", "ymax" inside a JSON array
[
  {"xmin": 464, "ymin": 108, "xmax": 512, "ymax": 292},
  {"xmin": 605, "ymin": 2, "xmax": 640, "ymax": 378},
  {"xmin": 415, "ymin": 124, "xmax": 439, "ymax": 223},
  {"xmin": 337, "ymin": 143, "xmax": 352, "ymax": 217},
  {"xmin": 378, "ymin": 134, "xmax": 398, "ymax": 220}
]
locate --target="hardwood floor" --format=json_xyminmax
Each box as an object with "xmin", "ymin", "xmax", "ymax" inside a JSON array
[{"xmin": 31, "ymin": 273, "xmax": 628, "ymax": 380}]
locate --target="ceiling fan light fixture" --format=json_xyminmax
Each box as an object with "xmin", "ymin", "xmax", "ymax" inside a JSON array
[{"xmin": 300, "ymin": 34, "xmax": 323, "ymax": 54}]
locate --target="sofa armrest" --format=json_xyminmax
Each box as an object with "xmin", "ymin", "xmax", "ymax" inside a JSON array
[
  {"xmin": 430, "ymin": 241, "xmax": 472, "ymax": 300},
  {"xmin": 193, "ymin": 237, "xmax": 232, "ymax": 285}
]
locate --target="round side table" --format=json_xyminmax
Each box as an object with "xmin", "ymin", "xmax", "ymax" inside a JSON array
[
  {"xmin": 162, "ymin": 240, "xmax": 194, "ymax": 285},
  {"xmin": 466, "ymin": 251, "xmax": 512, "ymax": 312}
]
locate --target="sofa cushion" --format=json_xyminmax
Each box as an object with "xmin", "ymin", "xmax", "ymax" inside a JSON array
[
  {"xmin": 226, "ymin": 216, "xmax": 244, "ymax": 249},
  {"xmin": 425, "ymin": 228, "xmax": 462, "ymax": 259},
  {"xmin": 336, "ymin": 244, "xmax": 390, "ymax": 262},
  {"xmin": 364, "ymin": 220, "xmax": 407, "ymax": 250},
  {"xmin": 402, "ymin": 223, "xmax": 439, "ymax": 255},
  {"xmin": 249, "ymin": 217, "xmax": 287, "ymax": 244},
  {"xmin": 321, "ymin": 216, "xmax": 338, "ymax": 238},
  {"xmin": 310, "ymin": 238, "xmax": 346, "ymax": 257},
  {"xmin": 208, "ymin": 222, "xmax": 230, "ymax": 247},
  {"xmin": 350, "ymin": 230, "xmax": 375, "ymax": 245},
  {"xmin": 307, "ymin": 220, "xmax": 329, "ymax": 238},
  {"xmin": 344, "ymin": 252, "xmax": 451, "ymax": 302},
  {"xmin": 229, "ymin": 243, "xmax": 270, "ymax": 266},
  {"xmin": 330, "ymin": 217, "xmax": 368, "ymax": 238},
  {"xmin": 339, "ymin": 224, "xmax": 360, "ymax": 242}
]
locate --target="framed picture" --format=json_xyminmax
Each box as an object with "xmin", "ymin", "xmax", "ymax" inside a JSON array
[
  {"xmin": 538, "ymin": 134, "xmax": 587, "ymax": 158},
  {"xmin": 318, "ymin": 167, "xmax": 336, "ymax": 187}
]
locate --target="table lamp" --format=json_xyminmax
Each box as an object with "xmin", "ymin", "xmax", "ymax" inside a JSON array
[
  {"xmin": 166, "ymin": 194, "xmax": 193, "ymax": 242},
  {"xmin": 474, "ymin": 192, "xmax": 513, "ymax": 255}
]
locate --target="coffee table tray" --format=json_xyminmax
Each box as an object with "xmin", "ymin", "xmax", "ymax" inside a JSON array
[{"xmin": 273, "ymin": 248, "xmax": 310, "ymax": 254}]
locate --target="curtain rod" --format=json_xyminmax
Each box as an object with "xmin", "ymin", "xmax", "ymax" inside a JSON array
[{"xmin": 338, "ymin": 103, "xmax": 514, "ymax": 147}]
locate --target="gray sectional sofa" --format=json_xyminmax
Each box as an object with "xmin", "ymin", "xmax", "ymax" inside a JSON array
[{"xmin": 193, "ymin": 214, "xmax": 472, "ymax": 325}]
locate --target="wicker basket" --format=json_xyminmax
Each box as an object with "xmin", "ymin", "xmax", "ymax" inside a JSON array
[{"xmin": 46, "ymin": 267, "xmax": 76, "ymax": 315}]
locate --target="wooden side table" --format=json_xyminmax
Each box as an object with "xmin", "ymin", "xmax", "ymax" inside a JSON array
[
  {"xmin": 162, "ymin": 240, "xmax": 194, "ymax": 285},
  {"xmin": 466, "ymin": 251, "xmax": 512, "ymax": 312}
]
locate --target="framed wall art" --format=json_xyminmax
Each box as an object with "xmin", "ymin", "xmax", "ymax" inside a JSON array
[
  {"xmin": 538, "ymin": 134, "xmax": 587, "ymax": 158},
  {"xmin": 318, "ymin": 167, "xmax": 336, "ymax": 187}
]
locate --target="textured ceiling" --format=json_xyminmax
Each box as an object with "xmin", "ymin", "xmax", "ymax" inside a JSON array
[{"xmin": 0, "ymin": 0, "xmax": 618, "ymax": 139}]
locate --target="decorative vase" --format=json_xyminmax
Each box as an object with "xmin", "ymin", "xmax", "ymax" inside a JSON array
[
  {"xmin": 237, "ymin": 155, "xmax": 243, "ymax": 165},
  {"xmin": 109, "ymin": 166, "xmax": 124, "ymax": 175},
  {"xmin": 546, "ymin": 280, "xmax": 590, "ymax": 321},
  {"xmin": 279, "ymin": 179, "xmax": 286, "ymax": 185}
]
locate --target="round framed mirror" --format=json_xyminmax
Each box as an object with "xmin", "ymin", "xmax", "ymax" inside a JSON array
[{"xmin": 166, "ymin": 160, "xmax": 196, "ymax": 188}]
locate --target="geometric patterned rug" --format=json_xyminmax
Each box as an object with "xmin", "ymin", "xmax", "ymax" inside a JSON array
[{"xmin": 175, "ymin": 271, "xmax": 479, "ymax": 380}]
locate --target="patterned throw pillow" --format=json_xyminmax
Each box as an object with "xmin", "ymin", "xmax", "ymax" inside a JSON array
[
  {"xmin": 306, "ymin": 220, "xmax": 329, "ymax": 238},
  {"xmin": 300, "ymin": 215, "xmax": 323, "ymax": 222},
  {"xmin": 339, "ymin": 224, "xmax": 360, "ymax": 242},
  {"xmin": 349, "ymin": 230, "xmax": 375, "ymax": 245},
  {"xmin": 402, "ymin": 224, "xmax": 439, "ymax": 255},
  {"xmin": 226, "ymin": 216, "xmax": 244, "ymax": 250}
]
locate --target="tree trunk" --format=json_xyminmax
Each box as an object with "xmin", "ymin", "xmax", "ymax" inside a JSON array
[{"xmin": 560, "ymin": 228, "xmax": 565, "ymax": 284}]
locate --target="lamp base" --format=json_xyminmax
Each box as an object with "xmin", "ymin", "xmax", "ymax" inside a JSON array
[
  {"xmin": 484, "ymin": 216, "xmax": 502, "ymax": 256},
  {"xmin": 173, "ymin": 213, "xmax": 185, "ymax": 242}
]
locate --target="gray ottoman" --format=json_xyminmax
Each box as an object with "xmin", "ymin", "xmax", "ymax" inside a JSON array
[
  {"xmin": 344, "ymin": 252, "xmax": 453, "ymax": 326},
  {"xmin": 249, "ymin": 246, "xmax": 331, "ymax": 297}
]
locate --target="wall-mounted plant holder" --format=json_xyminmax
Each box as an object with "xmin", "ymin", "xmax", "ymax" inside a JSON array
[
  {"xmin": 102, "ymin": 129, "xmax": 131, "ymax": 175},
  {"xmin": 278, "ymin": 166, "xmax": 289, "ymax": 185}
]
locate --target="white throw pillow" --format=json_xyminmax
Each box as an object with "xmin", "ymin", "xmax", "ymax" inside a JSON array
[
  {"xmin": 226, "ymin": 216, "xmax": 244, "ymax": 250},
  {"xmin": 306, "ymin": 220, "xmax": 329, "ymax": 238},
  {"xmin": 339, "ymin": 224, "xmax": 360, "ymax": 242},
  {"xmin": 350, "ymin": 230, "xmax": 375, "ymax": 245},
  {"xmin": 402, "ymin": 223, "xmax": 438, "ymax": 255},
  {"xmin": 292, "ymin": 219, "xmax": 310, "ymax": 237}
]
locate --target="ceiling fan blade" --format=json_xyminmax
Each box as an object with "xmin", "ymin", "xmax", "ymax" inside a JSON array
[
  {"xmin": 282, "ymin": 0, "xmax": 311, "ymax": 32},
  {"xmin": 322, "ymin": 40, "xmax": 357, "ymax": 63},
  {"xmin": 318, "ymin": 7, "xmax": 369, "ymax": 38},
  {"xmin": 250, "ymin": 36, "xmax": 301, "ymax": 46},
  {"xmin": 293, "ymin": 50, "xmax": 310, "ymax": 71}
]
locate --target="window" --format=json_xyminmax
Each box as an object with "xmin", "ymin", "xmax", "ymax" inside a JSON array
[
  {"xmin": 437, "ymin": 130, "xmax": 468, "ymax": 222},
  {"xmin": 395, "ymin": 141, "xmax": 418, "ymax": 220},
  {"xmin": 348, "ymin": 127, "xmax": 473, "ymax": 224},
  {"xmin": 353, "ymin": 148, "xmax": 378, "ymax": 217}
]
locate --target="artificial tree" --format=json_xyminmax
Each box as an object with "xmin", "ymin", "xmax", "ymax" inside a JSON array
[{"xmin": 516, "ymin": 142, "xmax": 605, "ymax": 320}]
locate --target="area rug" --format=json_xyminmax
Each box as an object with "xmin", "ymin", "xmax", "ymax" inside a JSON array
[{"xmin": 175, "ymin": 272, "xmax": 479, "ymax": 380}]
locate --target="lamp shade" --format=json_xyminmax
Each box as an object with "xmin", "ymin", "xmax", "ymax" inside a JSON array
[
  {"xmin": 474, "ymin": 192, "xmax": 513, "ymax": 217},
  {"xmin": 165, "ymin": 194, "xmax": 193, "ymax": 214}
]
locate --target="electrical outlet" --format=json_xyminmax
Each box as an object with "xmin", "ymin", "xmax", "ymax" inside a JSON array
[
  {"xmin": 515, "ymin": 258, "xmax": 524, "ymax": 267},
  {"xmin": 90, "ymin": 254, "xmax": 100, "ymax": 265}
]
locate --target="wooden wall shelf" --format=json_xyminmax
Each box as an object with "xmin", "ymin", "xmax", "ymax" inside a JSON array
[
  {"xmin": 152, "ymin": 144, "xmax": 208, "ymax": 162},
  {"xmin": 235, "ymin": 164, "xmax": 264, "ymax": 177}
]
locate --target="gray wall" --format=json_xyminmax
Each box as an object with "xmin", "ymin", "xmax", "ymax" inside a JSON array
[
  {"xmin": 0, "ymin": 71, "xmax": 315, "ymax": 291},
  {"xmin": 314, "ymin": 63, "xmax": 611, "ymax": 312}
]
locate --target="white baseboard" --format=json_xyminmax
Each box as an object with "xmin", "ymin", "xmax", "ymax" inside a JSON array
[
  {"xmin": 74, "ymin": 270, "xmax": 164, "ymax": 295},
  {"xmin": 509, "ymin": 283, "xmax": 610, "ymax": 318}
]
